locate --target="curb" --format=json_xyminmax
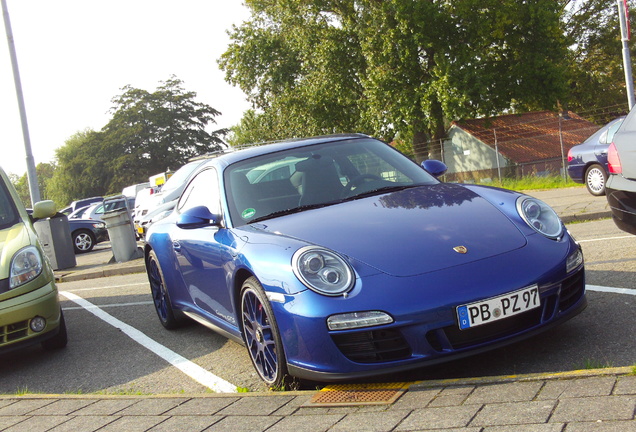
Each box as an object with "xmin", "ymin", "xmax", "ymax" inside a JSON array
[
  {"xmin": 560, "ymin": 211, "xmax": 612, "ymax": 224},
  {"xmin": 1, "ymin": 367, "xmax": 631, "ymax": 399},
  {"xmin": 55, "ymin": 260, "xmax": 146, "ymax": 283},
  {"xmin": 409, "ymin": 366, "xmax": 634, "ymax": 390}
]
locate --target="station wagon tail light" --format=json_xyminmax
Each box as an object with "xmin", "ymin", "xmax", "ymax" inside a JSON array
[
  {"xmin": 327, "ymin": 311, "xmax": 393, "ymax": 330},
  {"xmin": 516, "ymin": 197, "xmax": 563, "ymax": 239},
  {"xmin": 607, "ymin": 142, "xmax": 622, "ymax": 174},
  {"xmin": 292, "ymin": 246, "xmax": 354, "ymax": 296},
  {"xmin": 10, "ymin": 246, "xmax": 43, "ymax": 288}
]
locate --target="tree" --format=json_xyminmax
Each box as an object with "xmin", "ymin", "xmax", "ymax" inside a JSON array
[
  {"xmin": 11, "ymin": 162, "xmax": 57, "ymax": 208},
  {"xmin": 219, "ymin": 1, "xmax": 367, "ymax": 143},
  {"xmin": 562, "ymin": 0, "xmax": 634, "ymax": 122},
  {"xmin": 49, "ymin": 77, "xmax": 228, "ymax": 204},
  {"xmin": 48, "ymin": 129, "xmax": 111, "ymax": 206},
  {"xmin": 101, "ymin": 76, "xmax": 228, "ymax": 191},
  {"xmin": 220, "ymin": 0, "xmax": 570, "ymax": 161}
]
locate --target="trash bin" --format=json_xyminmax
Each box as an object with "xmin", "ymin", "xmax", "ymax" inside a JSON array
[
  {"xmin": 102, "ymin": 196, "xmax": 140, "ymax": 263},
  {"xmin": 34, "ymin": 213, "xmax": 77, "ymax": 270}
]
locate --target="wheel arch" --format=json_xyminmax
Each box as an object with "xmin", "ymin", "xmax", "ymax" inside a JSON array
[
  {"xmin": 233, "ymin": 268, "xmax": 256, "ymax": 333},
  {"xmin": 72, "ymin": 228, "xmax": 94, "ymax": 239}
]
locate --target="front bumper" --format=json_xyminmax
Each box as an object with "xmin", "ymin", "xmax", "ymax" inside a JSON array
[
  {"xmin": 271, "ymin": 237, "xmax": 586, "ymax": 382},
  {"xmin": 0, "ymin": 279, "xmax": 63, "ymax": 352},
  {"xmin": 96, "ymin": 228, "xmax": 110, "ymax": 243}
]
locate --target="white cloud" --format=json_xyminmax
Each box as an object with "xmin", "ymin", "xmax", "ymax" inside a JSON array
[{"xmin": 1, "ymin": 0, "xmax": 251, "ymax": 177}]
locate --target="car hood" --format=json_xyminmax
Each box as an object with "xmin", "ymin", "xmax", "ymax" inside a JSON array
[
  {"xmin": 0, "ymin": 221, "xmax": 31, "ymax": 279},
  {"xmin": 247, "ymin": 184, "xmax": 527, "ymax": 277}
]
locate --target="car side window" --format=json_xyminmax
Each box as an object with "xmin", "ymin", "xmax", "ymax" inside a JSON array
[
  {"xmin": 604, "ymin": 120, "xmax": 624, "ymax": 144},
  {"xmin": 0, "ymin": 181, "xmax": 18, "ymax": 229},
  {"xmin": 178, "ymin": 168, "xmax": 221, "ymax": 215}
]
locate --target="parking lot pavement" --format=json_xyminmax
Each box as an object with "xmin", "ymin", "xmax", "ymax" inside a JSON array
[{"xmin": 40, "ymin": 186, "xmax": 634, "ymax": 430}]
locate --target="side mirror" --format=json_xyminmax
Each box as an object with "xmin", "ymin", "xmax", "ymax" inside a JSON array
[
  {"xmin": 31, "ymin": 200, "xmax": 57, "ymax": 221},
  {"xmin": 421, "ymin": 160, "xmax": 448, "ymax": 178},
  {"xmin": 176, "ymin": 206, "xmax": 221, "ymax": 229}
]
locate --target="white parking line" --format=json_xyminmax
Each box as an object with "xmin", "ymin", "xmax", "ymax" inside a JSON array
[
  {"xmin": 578, "ymin": 235, "xmax": 634, "ymax": 243},
  {"xmin": 63, "ymin": 283, "xmax": 148, "ymax": 293},
  {"xmin": 59, "ymin": 291, "xmax": 237, "ymax": 393},
  {"xmin": 586, "ymin": 285, "xmax": 636, "ymax": 295},
  {"xmin": 63, "ymin": 301, "xmax": 154, "ymax": 311}
]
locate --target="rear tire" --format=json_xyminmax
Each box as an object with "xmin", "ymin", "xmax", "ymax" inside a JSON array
[
  {"xmin": 585, "ymin": 164, "xmax": 607, "ymax": 196},
  {"xmin": 147, "ymin": 250, "xmax": 185, "ymax": 329}
]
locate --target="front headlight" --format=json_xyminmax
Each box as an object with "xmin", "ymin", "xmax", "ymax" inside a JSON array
[
  {"xmin": 566, "ymin": 247, "xmax": 584, "ymax": 273},
  {"xmin": 10, "ymin": 246, "xmax": 43, "ymax": 289},
  {"xmin": 292, "ymin": 246, "xmax": 354, "ymax": 296},
  {"xmin": 516, "ymin": 196, "xmax": 563, "ymax": 239}
]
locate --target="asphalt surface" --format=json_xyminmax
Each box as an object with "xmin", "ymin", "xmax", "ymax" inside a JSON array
[{"xmin": 5, "ymin": 186, "xmax": 631, "ymax": 432}]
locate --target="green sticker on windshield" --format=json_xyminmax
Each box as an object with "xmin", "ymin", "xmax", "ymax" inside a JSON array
[{"xmin": 241, "ymin": 208, "xmax": 256, "ymax": 219}]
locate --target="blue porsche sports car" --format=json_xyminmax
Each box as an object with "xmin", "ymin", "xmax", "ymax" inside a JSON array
[{"xmin": 144, "ymin": 134, "xmax": 586, "ymax": 388}]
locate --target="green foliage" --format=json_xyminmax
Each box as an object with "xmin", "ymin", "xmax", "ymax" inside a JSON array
[
  {"xmin": 562, "ymin": 0, "xmax": 633, "ymax": 121},
  {"xmin": 219, "ymin": 1, "xmax": 367, "ymax": 143},
  {"xmin": 48, "ymin": 129, "xmax": 111, "ymax": 206},
  {"xmin": 101, "ymin": 76, "xmax": 228, "ymax": 192},
  {"xmin": 221, "ymin": 0, "xmax": 570, "ymax": 161},
  {"xmin": 11, "ymin": 163, "xmax": 57, "ymax": 208},
  {"xmin": 577, "ymin": 358, "xmax": 613, "ymax": 370},
  {"xmin": 478, "ymin": 174, "xmax": 578, "ymax": 191}
]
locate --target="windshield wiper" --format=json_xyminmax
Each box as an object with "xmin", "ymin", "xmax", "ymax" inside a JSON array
[
  {"xmin": 343, "ymin": 184, "xmax": 418, "ymax": 201},
  {"xmin": 247, "ymin": 202, "xmax": 337, "ymax": 223}
]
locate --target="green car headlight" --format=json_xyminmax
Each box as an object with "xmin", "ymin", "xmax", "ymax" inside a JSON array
[{"xmin": 10, "ymin": 246, "xmax": 43, "ymax": 289}]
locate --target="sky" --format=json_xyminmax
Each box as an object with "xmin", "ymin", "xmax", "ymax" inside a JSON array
[{"xmin": 1, "ymin": 1, "xmax": 252, "ymax": 177}]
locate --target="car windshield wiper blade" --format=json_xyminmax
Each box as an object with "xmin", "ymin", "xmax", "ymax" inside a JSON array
[
  {"xmin": 248, "ymin": 202, "xmax": 337, "ymax": 223},
  {"xmin": 344, "ymin": 184, "xmax": 418, "ymax": 201}
]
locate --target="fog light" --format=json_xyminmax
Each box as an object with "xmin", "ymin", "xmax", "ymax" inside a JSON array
[
  {"xmin": 327, "ymin": 311, "xmax": 393, "ymax": 330},
  {"xmin": 30, "ymin": 317, "xmax": 46, "ymax": 332},
  {"xmin": 566, "ymin": 248, "xmax": 583, "ymax": 273}
]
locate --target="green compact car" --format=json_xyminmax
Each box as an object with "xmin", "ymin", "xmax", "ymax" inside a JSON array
[{"xmin": 0, "ymin": 166, "xmax": 67, "ymax": 352}]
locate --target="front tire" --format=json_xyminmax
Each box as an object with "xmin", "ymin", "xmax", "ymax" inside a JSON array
[
  {"xmin": 241, "ymin": 277, "xmax": 288, "ymax": 388},
  {"xmin": 585, "ymin": 164, "xmax": 607, "ymax": 196},
  {"xmin": 147, "ymin": 250, "xmax": 185, "ymax": 330}
]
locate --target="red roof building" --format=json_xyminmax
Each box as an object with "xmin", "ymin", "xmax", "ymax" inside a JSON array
[{"xmin": 443, "ymin": 111, "xmax": 600, "ymax": 181}]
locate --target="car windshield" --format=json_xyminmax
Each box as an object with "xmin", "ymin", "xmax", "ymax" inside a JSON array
[
  {"xmin": 224, "ymin": 137, "xmax": 439, "ymax": 226},
  {"xmin": 0, "ymin": 180, "xmax": 19, "ymax": 230}
]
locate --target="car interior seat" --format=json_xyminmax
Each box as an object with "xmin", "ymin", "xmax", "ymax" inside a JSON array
[{"xmin": 295, "ymin": 155, "xmax": 344, "ymax": 206}]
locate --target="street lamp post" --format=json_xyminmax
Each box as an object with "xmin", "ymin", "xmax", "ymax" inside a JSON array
[
  {"xmin": 618, "ymin": 0, "xmax": 636, "ymax": 110},
  {"xmin": 2, "ymin": 0, "xmax": 40, "ymax": 204}
]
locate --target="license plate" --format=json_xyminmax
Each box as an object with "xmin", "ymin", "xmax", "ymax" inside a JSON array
[{"xmin": 456, "ymin": 285, "xmax": 540, "ymax": 330}]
